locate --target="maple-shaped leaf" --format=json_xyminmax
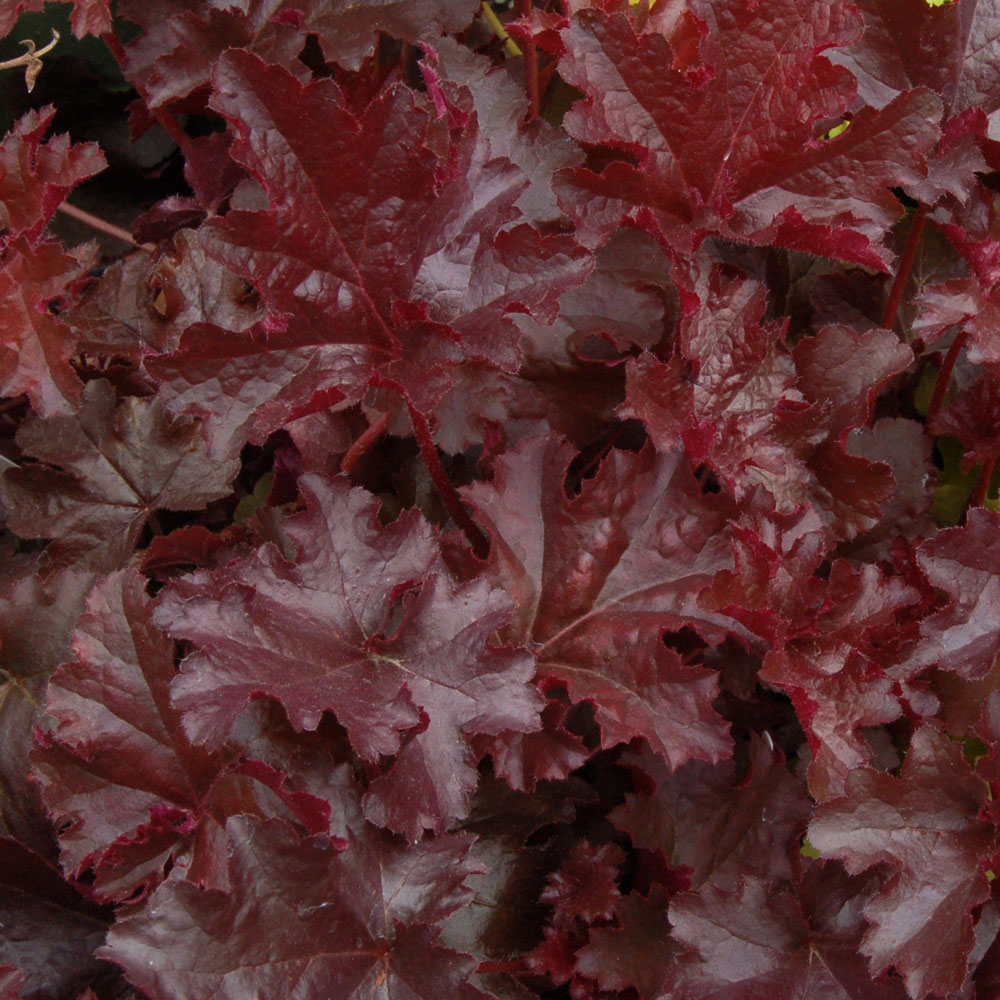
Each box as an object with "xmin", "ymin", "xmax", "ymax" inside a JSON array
[
  {"xmin": 461, "ymin": 434, "xmax": 737, "ymax": 764},
  {"xmin": 155, "ymin": 474, "xmax": 542, "ymax": 840},
  {"xmin": 0, "ymin": 558, "xmax": 94, "ymax": 858},
  {"xmin": 611, "ymin": 735, "xmax": 811, "ymax": 891},
  {"xmin": 31, "ymin": 570, "xmax": 334, "ymax": 903},
  {"xmin": 0, "ymin": 2, "xmax": 110, "ymax": 37},
  {"xmin": 116, "ymin": 0, "xmax": 310, "ymax": 109},
  {"xmin": 842, "ymin": 418, "xmax": 936, "ymax": 562},
  {"xmin": 67, "ymin": 229, "xmax": 266, "ymax": 361},
  {"xmin": 809, "ymin": 723, "xmax": 995, "ymax": 999},
  {"xmin": 0, "ymin": 108, "xmax": 105, "ymax": 244},
  {"xmin": 829, "ymin": 0, "xmax": 1000, "ymax": 122},
  {"xmin": 102, "ymin": 815, "xmax": 489, "ymax": 1000},
  {"xmin": 703, "ymin": 514, "xmax": 921, "ymax": 800},
  {"xmin": 539, "ymin": 840, "xmax": 624, "ymax": 929},
  {"xmin": 574, "ymin": 886, "xmax": 675, "ymax": 1000},
  {"xmin": 423, "ymin": 37, "xmax": 583, "ymax": 225},
  {"xmin": 622, "ymin": 260, "xmax": 813, "ymax": 509},
  {"xmin": 930, "ymin": 370, "xmax": 1000, "ymax": 471},
  {"xmin": 624, "ymin": 260, "xmax": 910, "ymax": 535},
  {"xmin": 1, "ymin": 380, "xmax": 239, "ymax": 573},
  {"xmin": 0, "ymin": 837, "xmax": 117, "ymax": 1000},
  {"xmin": 555, "ymin": 0, "xmax": 940, "ymax": 267},
  {"xmin": 897, "ymin": 509, "xmax": 1000, "ymax": 683},
  {"xmin": 664, "ymin": 872, "xmax": 911, "ymax": 1000},
  {"xmin": 0, "ymin": 239, "xmax": 95, "ymax": 417},
  {"xmin": 150, "ymin": 51, "xmax": 589, "ymax": 454},
  {"xmin": 825, "ymin": 0, "xmax": 1000, "ymax": 206},
  {"xmin": 472, "ymin": 688, "xmax": 590, "ymax": 793},
  {"xmin": 119, "ymin": 0, "xmax": 479, "ymax": 106}
]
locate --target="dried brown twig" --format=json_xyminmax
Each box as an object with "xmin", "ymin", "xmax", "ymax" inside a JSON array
[{"xmin": 0, "ymin": 27, "xmax": 59, "ymax": 93}]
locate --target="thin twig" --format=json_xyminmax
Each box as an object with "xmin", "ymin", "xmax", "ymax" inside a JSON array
[
  {"xmin": 0, "ymin": 28, "xmax": 59, "ymax": 93},
  {"xmin": 55, "ymin": 201, "xmax": 155, "ymax": 251},
  {"xmin": 481, "ymin": 2, "xmax": 522, "ymax": 56}
]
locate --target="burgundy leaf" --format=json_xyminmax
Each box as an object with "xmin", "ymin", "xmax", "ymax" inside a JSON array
[
  {"xmin": 0, "ymin": 559, "xmax": 94, "ymax": 858},
  {"xmin": 0, "ymin": 239, "xmax": 93, "ymax": 417},
  {"xmin": 574, "ymin": 886, "xmax": 674, "ymax": 999},
  {"xmin": 0, "ymin": 838, "xmax": 115, "ymax": 1000},
  {"xmin": 929, "ymin": 370, "xmax": 1000, "ymax": 471},
  {"xmin": 539, "ymin": 840, "xmax": 624, "ymax": 928},
  {"xmin": 150, "ymin": 51, "xmax": 590, "ymax": 453},
  {"xmin": 31, "ymin": 569, "xmax": 333, "ymax": 902},
  {"xmin": 1, "ymin": 380, "xmax": 239, "ymax": 573},
  {"xmin": 702, "ymin": 513, "xmax": 922, "ymax": 800},
  {"xmin": 612, "ymin": 735, "xmax": 811, "ymax": 891},
  {"xmin": 900, "ymin": 509, "xmax": 1000, "ymax": 682},
  {"xmin": 809, "ymin": 723, "xmax": 995, "ymax": 999},
  {"xmin": 0, "ymin": 109, "xmax": 105, "ymax": 245},
  {"xmin": 155, "ymin": 474, "xmax": 542, "ymax": 839},
  {"xmin": 101, "ymin": 815, "xmax": 488, "ymax": 1000},
  {"xmin": 555, "ymin": 0, "xmax": 940, "ymax": 266},
  {"xmin": 663, "ymin": 873, "xmax": 910, "ymax": 1000},
  {"xmin": 463, "ymin": 434, "xmax": 735, "ymax": 765},
  {"xmin": 829, "ymin": 0, "xmax": 1000, "ymax": 120}
]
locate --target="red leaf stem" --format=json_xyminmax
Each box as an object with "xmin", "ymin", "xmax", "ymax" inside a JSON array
[
  {"xmin": 476, "ymin": 959, "xmax": 530, "ymax": 975},
  {"xmin": 341, "ymin": 411, "xmax": 391, "ymax": 475},
  {"xmin": 406, "ymin": 398, "xmax": 490, "ymax": 557},
  {"xmin": 882, "ymin": 204, "xmax": 927, "ymax": 335},
  {"xmin": 518, "ymin": 0, "xmax": 540, "ymax": 119},
  {"xmin": 927, "ymin": 328, "xmax": 969, "ymax": 425}
]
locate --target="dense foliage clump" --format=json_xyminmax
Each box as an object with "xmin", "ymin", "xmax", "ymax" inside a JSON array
[{"xmin": 3, "ymin": 0, "xmax": 1000, "ymax": 997}]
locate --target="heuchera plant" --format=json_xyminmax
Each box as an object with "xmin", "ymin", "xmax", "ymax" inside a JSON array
[{"xmin": 4, "ymin": 0, "xmax": 1000, "ymax": 996}]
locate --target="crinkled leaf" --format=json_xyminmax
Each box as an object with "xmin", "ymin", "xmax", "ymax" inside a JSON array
[
  {"xmin": 574, "ymin": 886, "xmax": 674, "ymax": 999},
  {"xmin": 611, "ymin": 735, "xmax": 811, "ymax": 891},
  {"xmin": 462, "ymin": 435, "xmax": 735, "ymax": 764},
  {"xmin": 150, "ymin": 51, "xmax": 589, "ymax": 454},
  {"xmin": 67, "ymin": 229, "xmax": 265, "ymax": 360},
  {"xmin": 0, "ymin": 838, "xmax": 116, "ymax": 1000},
  {"xmin": 423, "ymin": 37, "xmax": 583, "ymax": 225},
  {"xmin": 0, "ymin": 559, "xmax": 94, "ymax": 858},
  {"xmin": 31, "ymin": 569, "xmax": 332, "ymax": 902},
  {"xmin": 829, "ymin": 0, "xmax": 1000, "ymax": 119},
  {"xmin": 624, "ymin": 261, "xmax": 910, "ymax": 536},
  {"xmin": 0, "ymin": 108, "xmax": 105, "ymax": 244},
  {"xmin": 1, "ymin": 379, "xmax": 239, "ymax": 573},
  {"xmin": 809, "ymin": 723, "xmax": 994, "ymax": 999},
  {"xmin": 0, "ymin": 239, "xmax": 92, "ymax": 417},
  {"xmin": 901, "ymin": 509, "xmax": 1000, "ymax": 682},
  {"xmin": 155, "ymin": 474, "xmax": 542, "ymax": 840},
  {"xmin": 664, "ymin": 872, "xmax": 909, "ymax": 1000},
  {"xmin": 101, "ymin": 815, "xmax": 488, "ymax": 1000},
  {"xmin": 555, "ymin": 0, "xmax": 940, "ymax": 266},
  {"xmin": 539, "ymin": 840, "xmax": 623, "ymax": 928},
  {"xmin": 701, "ymin": 503, "xmax": 922, "ymax": 799}
]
